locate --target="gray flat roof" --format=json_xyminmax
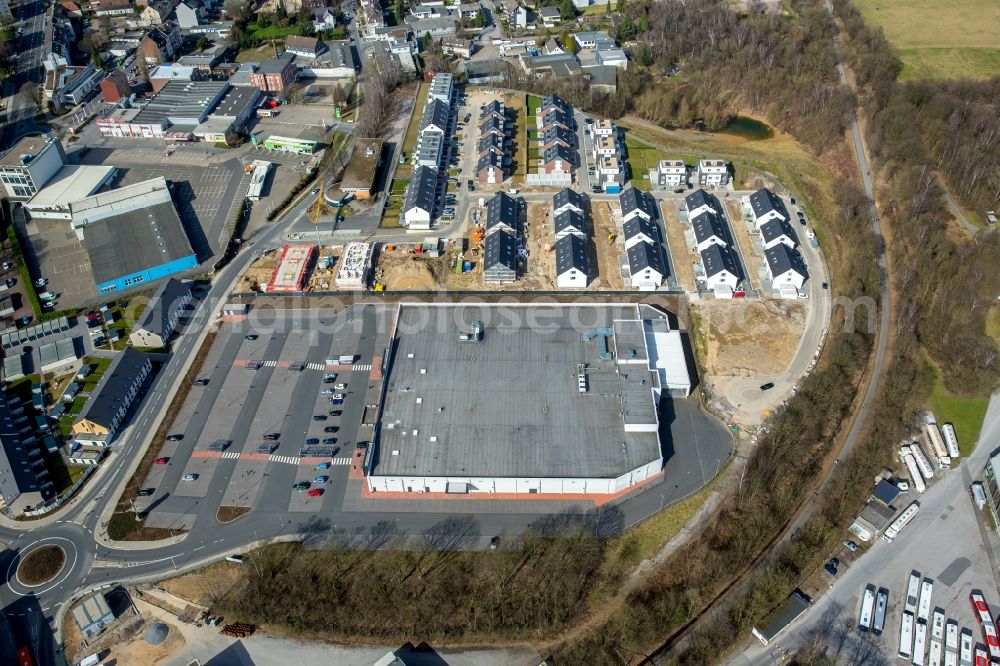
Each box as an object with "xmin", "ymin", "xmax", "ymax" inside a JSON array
[
  {"xmin": 374, "ymin": 304, "xmax": 662, "ymax": 479},
  {"xmin": 82, "ymin": 200, "xmax": 195, "ymax": 285}
]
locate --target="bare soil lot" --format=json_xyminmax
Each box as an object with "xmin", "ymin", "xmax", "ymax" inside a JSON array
[
  {"xmin": 660, "ymin": 202, "xmax": 696, "ymax": 292},
  {"xmin": 693, "ymin": 299, "xmax": 806, "ymax": 378}
]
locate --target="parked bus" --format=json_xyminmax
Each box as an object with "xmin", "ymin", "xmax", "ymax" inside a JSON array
[
  {"xmin": 900, "ymin": 612, "xmax": 916, "ymax": 660},
  {"xmin": 933, "ymin": 610, "xmax": 946, "ymax": 640},
  {"xmin": 915, "ymin": 619, "xmax": 928, "ymax": 666},
  {"xmin": 971, "ymin": 590, "xmax": 994, "ymax": 625},
  {"xmin": 961, "ymin": 630, "xmax": 975, "ymax": 666},
  {"xmin": 859, "ymin": 585, "xmax": 877, "ymax": 632},
  {"xmin": 942, "ymin": 423, "xmax": 961, "ymax": 458},
  {"xmin": 918, "ymin": 580, "xmax": 935, "ymax": 622},
  {"xmin": 930, "ymin": 640, "xmax": 944, "ymax": 666},
  {"xmin": 982, "ymin": 623, "xmax": 1000, "ymax": 662},
  {"xmin": 873, "ymin": 588, "xmax": 889, "ymax": 635},
  {"xmin": 906, "ymin": 573, "xmax": 922, "ymax": 614}
]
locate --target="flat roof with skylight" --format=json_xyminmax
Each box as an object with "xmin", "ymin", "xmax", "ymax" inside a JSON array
[{"xmin": 368, "ymin": 303, "xmax": 692, "ymax": 495}]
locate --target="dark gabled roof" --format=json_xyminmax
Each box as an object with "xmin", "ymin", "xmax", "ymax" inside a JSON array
[
  {"xmin": 622, "ymin": 216, "xmax": 658, "ymax": 242},
  {"xmin": 541, "ymin": 125, "xmax": 574, "ymax": 147},
  {"xmin": 541, "ymin": 108, "xmax": 572, "ymax": 130},
  {"xmin": 479, "ymin": 114, "xmax": 505, "ymax": 135},
  {"xmin": 477, "ymin": 152, "xmax": 502, "ymax": 172},
  {"xmin": 627, "ymin": 241, "xmax": 664, "ymax": 275},
  {"xmin": 486, "ymin": 191, "xmax": 518, "ymax": 230},
  {"xmin": 420, "ymin": 98, "xmax": 450, "ymax": 133},
  {"xmin": 691, "ymin": 211, "xmax": 728, "ymax": 245},
  {"xmin": 403, "ymin": 165, "xmax": 437, "ymax": 213},
  {"xmin": 619, "ymin": 187, "xmax": 655, "ymax": 220},
  {"xmin": 749, "ymin": 187, "xmax": 788, "ymax": 220},
  {"xmin": 484, "ymin": 230, "xmax": 517, "ymax": 271},
  {"xmin": 764, "ymin": 243, "xmax": 807, "ymax": 278},
  {"xmin": 685, "ymin": 188, "xmax": 716, "ymax": 214},
  {"xmin": 134, "ymin": 278, "xmax": 191, "ymax": 338},
  {"xmin": 76, "ymin": 348, "xmax": 150, "ymax": 429},
  {"xmin": 554, "ymin": 210, "xmax": 586, "ymax": 236},
  {"xmin": 759, "ymin": 217, "xmax": 798, "ymax": 245},
  {"xmin": 540, "ymin": 93, "xmax": 568, "ymax": 114},
  {"xmin": 554, "ymin": 233, "xmax": 590, "ymax": 276},
  {"xmin": 552, "ymin": 187, "xmax": 584, "ymax": 212},
  {"xmin": 478, "ymin": 133, "xmax": 504, "ymax": 154},
  {"xmin": 480, "ymin": 99, "xmax": 504, "ymax": 118},
  {"xmin": 700, "ymin": 244, "xmax": 740, "ymax": 279},
  {"xmin": 542, "ymin": 144, "xmax": 575, "ymax": 166}
]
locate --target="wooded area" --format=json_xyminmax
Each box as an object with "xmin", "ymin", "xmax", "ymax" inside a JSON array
[
  {"xmin": 213, "ymin": 517, "xmax": 616, "ymax": 642},
  {"xmin": 835, "ymin": 0, "xmax": 1000, "ymax": 397}
]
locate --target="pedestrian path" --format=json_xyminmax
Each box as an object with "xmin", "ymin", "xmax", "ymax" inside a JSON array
[{"xmin": 191, "ymin": 451, "xmax": 352, "ymax": 465}]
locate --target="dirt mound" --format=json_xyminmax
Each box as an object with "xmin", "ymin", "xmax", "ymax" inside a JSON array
[{"xmin": 380, "ymin": 254, "xmax": 444, "ymax": 291}]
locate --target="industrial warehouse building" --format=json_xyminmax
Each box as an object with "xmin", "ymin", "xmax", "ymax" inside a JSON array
[
  {"xmin": 70, "ymin": 177, "xmax": 198, "ymax": 294},
  {"xmin": 366, "ymin": 303, "xmax": 692, "ymax": 495}
]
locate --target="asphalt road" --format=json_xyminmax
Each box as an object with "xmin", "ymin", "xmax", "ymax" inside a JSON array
[{"xmin": 1, "ymin": 0, "xmax": 53, "ymax": 148}]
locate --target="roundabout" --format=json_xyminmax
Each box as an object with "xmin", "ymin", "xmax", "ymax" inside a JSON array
[{"xmin": 6, "ymin": 537, "xmax": 80, "ymax": 597}]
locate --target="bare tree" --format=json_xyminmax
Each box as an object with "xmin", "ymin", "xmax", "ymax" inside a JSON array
[{"xmin": 20, "ymin": 82, "xmax": 44, "ymax": 112}]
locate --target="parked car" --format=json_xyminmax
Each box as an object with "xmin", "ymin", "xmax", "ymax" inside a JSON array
[
  {"xmin": 332, "ymin": 394, "xmax": 345, "ymax": 401},
  {"xmin": 322, "ymin": 438, "xmax": 336, "ymax": 445},
  {"xmin": 306, "ymin": 437, "xmax": 320, "ymax": 445},
  {"xmin": 759, "ymin": 382, "xmax": 775, "ymax": 391},
  {"xmin": 329, "ymin": 409, "xmax": 342, "ymax": 416},
  {"xmin": 154, "ymin": 457, "xmax": 169, "ymax": 465},
  {"xmin": 306, "ymin": 488, "xmax": 323, "ymax": 497},
  {"xmin": 182, "ymin": 473, "xmax": 199, "ymax": 481},
  {"xmin": 324, "ymin": 426, "xmax": 338, "ymax": 433},
  {"xmin": 263, "ymin": 432, "xmax": 280, "ymax": 441},
  {"xmin": 322, "ymin": 388, "xmax": 334, "ymax": 395},
  {"xmin": 312, "ymin": 415, "xmax": 327, "ymax": 421},
  {"xmin": 843, "ymin": 540, "xmax": 858, "ymax": 552},
  {"xmin": 313, "ymin": 475, "xmax": 329, "ymax": 484},
  {"xmin": 138, "ymin": 488, "xmax": 155, "ymax": 497},
  {"xmin": 334, "ymin": 383, "xmax": 347, "ymax": 390},
  {"xmin": 194, "ymin": 378, "xmax": 209, "ymax": 386},
  {"xmin": 166, "ymin": 433, "xmax": 183, "ymax": 441},
  {"xmin": 293, "ymin": 481, "xmax": 311, "ymax": 491},
  {"xmin": 244, "ymin": 334, "xmax": 258, "ymax": 341}
]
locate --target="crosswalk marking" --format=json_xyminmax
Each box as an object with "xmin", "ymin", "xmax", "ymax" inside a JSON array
[
  {"xmin": 270, "ymin": 454, "xmax": 299, "ymax": 465},
  {"xmin": 221, "ymin": 451, "xmax": 240, "ymax": 459},
  {"xmin": 262, "ymin": 360, "xmax": 278, "ymax": 367},
  {"xmin": 306, "ymin": 362, "xmax": 326, "ymax": 370},
  {"xmin": 353, "ymin": 364, "xmax": 372, "ymax": 371},
  {"xmin": 329, "ymin": 457, "xmax": 351, "ymax": 466}
]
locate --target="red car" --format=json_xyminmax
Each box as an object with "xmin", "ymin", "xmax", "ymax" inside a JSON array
[
  {"xmin": 154, "ymin": 457, "xmax": 169, "ymax": 465},
  {"xmin": 306, "ymin": 489, "xmax": 323, "ymax": 497}
]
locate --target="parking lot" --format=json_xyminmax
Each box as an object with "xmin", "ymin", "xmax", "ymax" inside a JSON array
[
  {"xmin": 730, "ymin": 393, "xmax": 1000, "ymax": 665},
  {"xmin": 139, "ymin": 304, "xmax": 394, "ymax": 530}
]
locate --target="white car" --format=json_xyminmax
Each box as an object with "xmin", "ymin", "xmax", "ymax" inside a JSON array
[
  {"xmin": 333, "ymin": 393, "xmax": 345, "ymax": 401},
  {"xmin": 334, "ymin": 383, "xmax": 346, "ymax": 390},
  {"xmin": 182, "ymin": 473, "xmax": 199, "ymax": 481}
]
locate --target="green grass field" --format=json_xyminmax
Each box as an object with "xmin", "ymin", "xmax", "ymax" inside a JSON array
[
  {"xmin": 925, "ymin": 356, "xmax": 989, "ymax": 455},
  {"xmin": 400, "ymin": 83, "xmax": 429, "ymax": 158},
  {"xmin": 853, "ymin": 0, "xmax": 1000, "ymax": 79},
  {"xmin": 623, "ymin": 135, "xmax": 668, "ymax": 192}
]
